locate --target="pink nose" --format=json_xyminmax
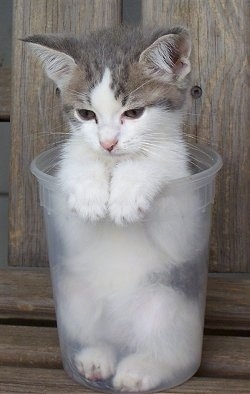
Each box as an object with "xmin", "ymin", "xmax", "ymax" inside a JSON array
[{"xmin": 100, "ymin": 139, "xmax": 118, "ymax": 152}]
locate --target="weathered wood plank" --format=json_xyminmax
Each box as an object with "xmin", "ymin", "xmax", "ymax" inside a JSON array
[
  {"xmin": 0, "ymin": 325, "xmax": 250, "ymax": 379},
  {"xmin": 0, "ymin": 67, "xmax": 11, "ymax": 120},
  {"xmin": 1, "ymin": 269, "xmax": 250, "ymax": 331},
  {"xmin": 0, "ymin": 268, "xmax": 54, "ymax": 320},
  {"xmin": 9, "ymin": 0, "xmax": 122, "ymax": 267},
  {"xmin": 0, "ymin": 325, "xmax": 61, "ymax": 369},
  {"xmin": 0, "ymin": 367, "xmax": 250, "ymax": 394},
  {"xmin": 205, "ymin": 276, "xmax": 250, "ymax": 331},
  {"xmin": 142, "ymin": 0, "xmax": 249, "ymax": 273},
  {"xmin": 199, "ymin": 335, "xmax": 250, "ymax": 379}
]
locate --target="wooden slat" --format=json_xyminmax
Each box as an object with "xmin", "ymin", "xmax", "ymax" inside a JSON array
[
  {"xmin": 0, "ymin": 67, "xmax": 11, "ymax": 120},
  {"xmin": 9, "ymin": 0, "xmax": 122, "ymax": 267},
  {"xmin": 1, "ymin": 325, "xmax": 249, "ymax": 379},
  {"xmin": 1, "ymin": 368, "xmax": 249, "ymax": 394},
  {"xmin": 205, "ymin": 276, "xmax": 250, "ymax": 331},
  {"xmin": 142, "ymin": 0, "xmax": 249, "ymax": 273},
  {"xmin": 0, "ymin": 268, "xmax": 54, "ymax": 320},
  {"xmin": 199, "ymin": 336, "xmax": 250, "ymax": 379},
  {"xmin": 0, "ymin": 325, "xmax": 61, "ymax": 369},
  {"xmin": 1, "ymin": 269, "xmax": 250, "ymax": 331}
]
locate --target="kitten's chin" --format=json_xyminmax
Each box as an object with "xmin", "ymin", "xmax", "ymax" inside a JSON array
[
  {"xmin": 95, "ymin": 147, "xmax": 136, "ymax": 158},
  {"xmin": 102, "ymin": 150, "xmax": 131, "ymax": 158}
]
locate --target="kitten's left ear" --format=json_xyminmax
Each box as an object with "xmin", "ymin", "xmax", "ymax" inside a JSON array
[
  {"xmin": 139, "ymin": 28, "xmax": 191, "ymax": 82},
  {"xmin": 22, "ymin": 35, "xmax": 78, "ymax": 88}
]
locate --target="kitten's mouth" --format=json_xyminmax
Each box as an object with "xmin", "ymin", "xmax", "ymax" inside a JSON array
[
  {"xmin": 100, "ymin": 146, "xmax": 133, "ymax": 158},
  {"xmin": 102, "ymin": 149, "xmax": 125, "ymax": 157}
]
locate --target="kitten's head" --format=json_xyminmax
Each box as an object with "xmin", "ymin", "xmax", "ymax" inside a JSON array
[{"xmin": 23, "ymin": 26, "xmax": 191, "ymax": 157}]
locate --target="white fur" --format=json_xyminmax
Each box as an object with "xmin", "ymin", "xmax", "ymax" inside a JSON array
[
  {"xmin": 58, "ymin": 68, "xmax": 189, "ymax": 224},
  {"xmin": 53, "ymin": 68, "xmax": 204, "ymax": 391}
]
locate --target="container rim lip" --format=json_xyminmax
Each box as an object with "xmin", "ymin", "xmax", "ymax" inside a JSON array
[{"xmin": 30, "ymin": 142, "xmax": 223, "ymax": 189}]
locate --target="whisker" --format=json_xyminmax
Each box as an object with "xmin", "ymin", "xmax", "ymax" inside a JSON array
[
  {"xmin": 182, "ymin": 112, "xmax": 200, "ymax": 116},
  {"xmin": 123, "ymin": 79, "xmax": 153, "ymax": 100},
  {"xmin": 186, "ymin": 145, "xmax": 213, "ymax": 160},
  {"xmin": 188, "ymin": 160, "xmax": 204, "ymax": 171},
  {"xmin": 187, "ymin": 156, "xmax": 209, "ymax": 171},
  {"xmin": 63, "ymin": 87, "xmax": 90, "ymax": 103},
  {"xmin": 38, "ymin": 103, "xmax": 64, "ymax": 115},
  {"xmin": 27, "ymin": 122, "xmax": 70, "ymax": 136},
  {"xmin": 183, "ymin": 133, "xmax": 212, "ymax": 145},
  {"xmin": 27, "ymin": 131, "xmax": 70, "ymax": 139}
]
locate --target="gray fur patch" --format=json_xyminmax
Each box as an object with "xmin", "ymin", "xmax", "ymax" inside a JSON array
[
  {"xmin": 24, "ymin": 26, "xmax": 190, "ymax": 112},
  {"xmin": 147, "ymin": 257, "xmax": 207, "ymax": 299}
]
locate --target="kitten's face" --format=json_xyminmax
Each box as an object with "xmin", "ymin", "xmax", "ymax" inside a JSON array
[
  {"xmin": 63, "ymin": 67, "xmax": 183, "ymax": 157},
  {"xmin": 24, "ymin": 26, "xmax": 191, "ymax": 157}
]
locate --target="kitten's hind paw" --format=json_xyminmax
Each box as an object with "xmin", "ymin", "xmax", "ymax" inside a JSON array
[
  {"xmin": 75, "ymin": 345, "xmax": 116, "ymax": 381},
  {"xmin": 113, "ymin": 354, "xmax": 163, "ymax": 392}
]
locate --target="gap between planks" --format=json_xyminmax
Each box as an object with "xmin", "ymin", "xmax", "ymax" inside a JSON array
[
  {"xmin": 0, "ymin": 325, "xmax": 250, "ymax": 379},
  {"xmin": 1, "ymin": 268, "xmax": 250, "ymax": 331}
]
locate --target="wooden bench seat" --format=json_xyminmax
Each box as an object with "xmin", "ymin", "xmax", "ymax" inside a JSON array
[
  {"xmin": 1, "ymin": 325, "xmax": 250, "ymax": 378},
  {"xmin": 1, "ymin": 368, "xmax": 250, "ymax": 394},
  {"xmin": 1, "ymin": 268, "xmax": 250, "ymax": 393}
]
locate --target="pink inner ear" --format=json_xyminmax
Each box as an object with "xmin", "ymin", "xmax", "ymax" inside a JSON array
[
  {"xmin": 173, "ymin": 57, "xmax": 190, "ymax": 77},
  {"xmin": 55, "ymin": 64, "xmax": 71, "ymax": 76}
]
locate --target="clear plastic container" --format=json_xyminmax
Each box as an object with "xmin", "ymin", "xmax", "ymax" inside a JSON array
[{"xmin": 31, "ymin": 143, "xmax": 222, "ymax": 393}]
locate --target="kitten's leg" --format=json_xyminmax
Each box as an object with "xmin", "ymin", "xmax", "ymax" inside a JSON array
[
  {"xmin": 109, "ymin": 160, "xmax": 164, "ymax": 225},
  {"xmin": 57, "ymin": 270, "xmax": 117, "ymax": 381},
  {"xmin": 113, "ymin": 287, "xmax": 202, "ymax": 392},
  {"xmin": 58, "ymin": 157, "xmax": 109, "ymax": 221},
  {"xmin": 75, "ymin": 344, "xmax": 117, "ymax": 381}
]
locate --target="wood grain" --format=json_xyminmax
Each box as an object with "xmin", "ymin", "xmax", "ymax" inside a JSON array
[
  {"xmin": 205, "ymin": 276, "xmax": 250, "ymax": 331},
  {"xmin": 1, "ymin": 367, "xmax": 249, "ymax": 393},
  {"xmin": 199, "ymin": 335, "xmax": 250, "ymax": 379},
  {"xmin": 9, "ymin": 0, "xmax": 122, "ymax": 266},
  {"xmin": 0, "ymin": 268, "xmax": 54, "ymax": 320},
  {"xmin": 1, "ymin": 269, "xmax": 250, "ymax": 331},
  {"xmin": 142, "ymin": 0, "xmax": 250, "ymax": 273},
  {"xmin": 0, "ymin": 67, "xmax": 11, "ymax": 120},
  {"xmin": 0, "ymin": 325, "xmax": 61, "ymax": 369},
  {"xmin": 0, "ymin": 326, "xmax": 250, "ymax": 386}
]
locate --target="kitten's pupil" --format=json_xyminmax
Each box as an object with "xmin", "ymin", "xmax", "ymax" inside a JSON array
[
  {"xmin": 77, "ymin": 109, "xmax": 97, "ymax": 122},
  {"xmin": 123, "ymin": 108, "xmax": 145, "ymax": 119}
]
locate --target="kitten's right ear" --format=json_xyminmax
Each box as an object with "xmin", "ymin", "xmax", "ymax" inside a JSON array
[
  {"xmin": 139, "ymin": 28, "xmax": 191, "ymax": 83},
  {"xmin": 22, "ymin": 35, "xmax": 77, "ymax": 88}
]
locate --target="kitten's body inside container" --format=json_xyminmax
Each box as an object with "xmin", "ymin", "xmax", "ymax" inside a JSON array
[{"xmin": 28, "ymin": 26, "xmax": 222, "ymax": 392}]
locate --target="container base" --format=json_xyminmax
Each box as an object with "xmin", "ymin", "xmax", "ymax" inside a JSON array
[{"xmin": 62, "ymin": 357, "xmax": 201, "ymax": 393}]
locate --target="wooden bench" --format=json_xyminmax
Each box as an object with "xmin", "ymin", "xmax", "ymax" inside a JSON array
[
  {"xmin": 1, "ymin": 1, "xmax": 249, "ymax": 392},
  {"xmin": 1, "ymin": 269, "xmax": 250, "ymax": 392}
]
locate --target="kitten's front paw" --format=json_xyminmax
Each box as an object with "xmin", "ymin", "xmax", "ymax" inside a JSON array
[
  {"xmin": 113, "ymin": 354, "xmax": 163, "ymax": 392},
  {"xmin": 67, "ymin": 183, "xmax": 108, "ymax": 221},
  {"xmin": 109, "ymin": 188, "xmax": 150, "ymax": 226},
  {"xmin": 75, "ymin": 346, "xmax": 116, "ymax": 381}
]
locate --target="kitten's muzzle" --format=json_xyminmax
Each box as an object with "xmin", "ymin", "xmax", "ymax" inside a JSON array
[{"xmin": 100, "ymin": 139, "xmax": 118, "ymax": 152}]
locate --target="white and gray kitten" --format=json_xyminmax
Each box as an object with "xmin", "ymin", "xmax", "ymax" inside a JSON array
[{"xmin": 25, "ymin": 27, "xmax": 204, "ymax": 392}]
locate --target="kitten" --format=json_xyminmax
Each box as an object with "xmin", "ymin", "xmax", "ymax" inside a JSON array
[{"xmin": 25, "ymin": 26, "xmax": 205, "ymax": 392}]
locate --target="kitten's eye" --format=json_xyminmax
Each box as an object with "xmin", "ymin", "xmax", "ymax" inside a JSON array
[
  {"xmin": 123, "ymin": 108, "xmax": 145, "ymax": 119},
  {"xmin": 76, "ymin": 109, "xmax": 97, "ymax": 122}
]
